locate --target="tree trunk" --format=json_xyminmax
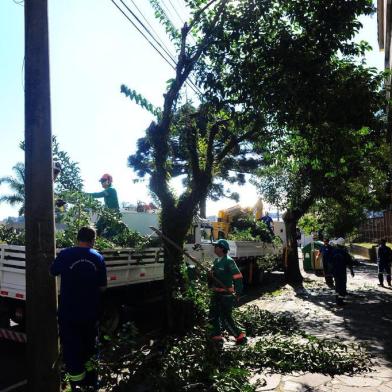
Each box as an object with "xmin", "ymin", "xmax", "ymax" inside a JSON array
[
  {"xmin": 161, "ymin": 208, "xmax": 194, "ymax": 333},
  {"xmin": 199, "ymin": 198, "xmax": 207, "ymax": 218},
  {"xmin": 283, "ymin": 210, "xmax": 303, "ymax": 285}
]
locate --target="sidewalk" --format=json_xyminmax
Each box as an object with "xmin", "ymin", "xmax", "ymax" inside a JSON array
[{"xmin": 247, "ymin": 260, "xmax": 392, "ymax": 391}]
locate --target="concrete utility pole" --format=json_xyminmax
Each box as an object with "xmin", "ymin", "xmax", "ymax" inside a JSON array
[{"xmin": 25, "ymin": 1, "xmax": 60, "ymax": 390}]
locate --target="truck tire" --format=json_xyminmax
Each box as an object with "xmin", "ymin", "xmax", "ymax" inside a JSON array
[
  {"xmin": 254, "ymin": 268, "xmax": 265, "ymax": 286},
  {"xmin": 0, "ymin": 299, "xmax": 10, "ymax": 328},
  {"xmin": 100, "ymin": 300, "xmax": 120, "ymax": 335}
]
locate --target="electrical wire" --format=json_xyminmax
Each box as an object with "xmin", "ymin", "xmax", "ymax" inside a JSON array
[
  {"xmin": 119, "ymin": 0, "xmax": 177, "ymax": 64},
  {"xmin": 158, "ymin": 0, "xmax": 177, "ymax": 25},
  {"xmin": 128, "ymin": 0, "xmax": 177, "ymax": 60},
  {"xmin": 166, "ymin": 0, "xmax": 186, "ymax": 25},
  {"xmin": 110, "ymin": 0, "xmax": 202, "ymax": 96}
]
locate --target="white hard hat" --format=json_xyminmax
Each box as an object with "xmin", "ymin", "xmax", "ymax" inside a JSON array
[{"xmin": 335, "ymin": 237, "xmax": 345, "ymax": 246}]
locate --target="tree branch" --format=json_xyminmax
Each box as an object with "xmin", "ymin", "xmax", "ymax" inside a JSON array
[{"xmin": 216, "ymin": 128, "xmax": 260, "ymax": 163}]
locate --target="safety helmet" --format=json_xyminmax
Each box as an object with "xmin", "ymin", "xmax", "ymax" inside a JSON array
[
  {"xmin": 213, "ymin": 239, "xmax": 230, "ymax": 251},
  {"xmin": 99, "ymin": 173, "xmax": 113, "ymax": 184},
  {"xmin": 335, "ymin": 237, "xmax": 345, "ymax": 246},
  {"xmin": 52, "ymin": 160, "xmax": 62, "ymax": 173}
]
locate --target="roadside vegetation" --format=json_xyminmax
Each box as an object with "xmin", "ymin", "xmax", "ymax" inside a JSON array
[{"xmin": 98, "ymin": 284, "xmax": 371, "ymax": 392}]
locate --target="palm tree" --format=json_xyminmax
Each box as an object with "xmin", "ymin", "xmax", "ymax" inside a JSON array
[{"xmin": 0, "ymin": 162, "xmax": 25, "ymax": 216}]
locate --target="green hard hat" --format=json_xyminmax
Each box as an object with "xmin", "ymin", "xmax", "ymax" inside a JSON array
[{"xmin": 213, "ymin": 239, "xmax": 230, "ymax": 251}]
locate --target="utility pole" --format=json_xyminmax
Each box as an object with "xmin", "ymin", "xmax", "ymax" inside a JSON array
[{"xmin": 25, "ymin": 1, "xmax": 60, "ymax": 391}]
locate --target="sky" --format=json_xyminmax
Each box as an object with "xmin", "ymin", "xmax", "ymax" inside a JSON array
[{"xmin": 0, "ymin": 0, "xmax": 385, "ymax": 220}]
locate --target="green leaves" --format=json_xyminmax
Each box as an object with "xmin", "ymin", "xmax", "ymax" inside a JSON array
[
  {"xmin": 121, "ymin": 84, "xmax": 162, "ymax": 118},
  {"xmin": 97, "ymin": 302, "xmax": 371, "ymax": 391},
  {"xmin": 149, "ymin": 0, "xmax": 181, "ymax": 43}
]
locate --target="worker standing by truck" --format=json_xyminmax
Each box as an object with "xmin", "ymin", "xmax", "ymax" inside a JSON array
[
  {"xmin": 260, "ymin": 212, "xmax": 274, "ymax": 236},
  {"xmin": 88, "ymin": 173, "xmax": 119, "ymax": 211},
  {"xmin": 51, "ymin": 227, "xmax": 107, "ymax": 392},
  {"xmin": 209, "ymin": 239, "xmax": 247, "ymax": 346},
  {"xmin": 87, "ymin": 173, "xmax": 120, "ymax": 236}
]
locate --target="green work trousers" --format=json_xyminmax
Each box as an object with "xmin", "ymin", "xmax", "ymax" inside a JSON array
[{"xmin": 209, "ymin": 292, "xmax": 242, "ymax": 338}]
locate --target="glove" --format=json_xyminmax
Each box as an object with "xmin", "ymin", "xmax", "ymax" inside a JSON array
[{"xmin": 55, "ymin": 199, "xmax": 66, "ymax": 208}]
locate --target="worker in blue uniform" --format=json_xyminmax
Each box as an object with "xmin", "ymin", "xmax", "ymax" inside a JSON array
[
  {"xmin": 260, "ymin": 212, "xmax": 274, "ymax": 235},
  {"xmin": 209, "ymin": 239, "xmax": 247, "ymax": 346},
  {"xmin": 51, "ymin": 227, "xmax": 107, "ymax": 391},
  {"xmin": 316, "ymin": 238, "xmax": 334, "ymax": 288},
  {"xmin": 331, "ymin": 238, "xmax": 354, "ymax": 306},
  {"xmin": 377, "ymin": 239, "xmax": 392, "ymax": 287}
]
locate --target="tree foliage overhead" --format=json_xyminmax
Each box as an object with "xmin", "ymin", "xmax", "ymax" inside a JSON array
[
  {"xmin": 0, "ymin": 162, "xmax": 25, "ymax": 216},
  {"xmin": 123, "ymin": 0, "xmax": 387, "ymax": 291},
  {"xmin": 0, "ymin": 136, "xmax": 84, "ymax": 216}
]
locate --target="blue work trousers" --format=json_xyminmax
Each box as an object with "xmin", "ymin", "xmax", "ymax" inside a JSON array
[{"xmin": 59, "ymin": 319, "xmax": 98, "ymax": 390}]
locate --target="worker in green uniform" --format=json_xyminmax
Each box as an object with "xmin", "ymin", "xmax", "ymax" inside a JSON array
[
  {"xmin": 209, "ymin": 239, "xmax": 247, "ymax": 346},
  {"xmin": 88, "ymin": 173, "xmax": 119, "ymax": 211},
  {"xmin": 88, "ymin": 173, "xmax": 120, "ymax": 236}
]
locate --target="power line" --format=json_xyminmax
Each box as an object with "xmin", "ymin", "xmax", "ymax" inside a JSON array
[
  {"xmin": 158, "ymin": 0, "xmax": 177, "ymax": 26},
  {"xmin": 119, "ymin": 0, "xmax": 177, "ymax": 64},
  {"xmin": 110, "ymin": 0, "xmax": 175, "ymax": 68},
  {"xmin": 128, "ymin": 0, "xmax": 177, "ymax": 60},
  {"xmin": 110, "ymin": 0, "xmax": 202, "ymax": 96},
  {"xmin": 166, "ymin": 0, "xmax": 186, "ymax": 25}
]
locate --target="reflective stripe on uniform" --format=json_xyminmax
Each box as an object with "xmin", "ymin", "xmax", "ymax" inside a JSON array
[
  {"xmin": 232, "ymin": 273, "xmax": 242, "ymax": 280},
  {"xmin": 67, "ymin": 371, "xmax": 86, "ymax": 382},
  {"xmin": 212, "ymin": 287, "xmax": 234, "ymax": 293}
]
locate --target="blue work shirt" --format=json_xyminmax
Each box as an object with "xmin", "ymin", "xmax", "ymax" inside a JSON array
[
  {"xmin": 331, "ymin": 247, "xmax": 352, "ymax": 275},
  {"xmin": 51, "ymin": 247, "xmax": 107, "ymax": 322},
  {"xmin": 319, "ymin": 244, "xmax": 333, "ymax": 264},
  {"xmin": 261, "ymin": 215, "xmax": 273, "ymax": 228},
  {"xmin": 378, "ymin": 244, "xmax": 392, "ymax": 264}
]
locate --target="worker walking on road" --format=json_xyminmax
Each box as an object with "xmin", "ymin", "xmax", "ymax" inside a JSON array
[
  {"xmin": 51, "ymin": 227, "xmax": 107, "ymax": 392},
  {"xmin": 316, "ymin": 238, "xmax": 334, "ymax": 288},
  {"xmin": 209, "ymin": 239, "xmax": 247, "ymax": 346},
  {"xmin": 331, "ymin": 238, "xmax": 354, "ymax": 306},
  {"xmin": 377, "ymin": 239, "xmax": 392, "ymax": 287}
]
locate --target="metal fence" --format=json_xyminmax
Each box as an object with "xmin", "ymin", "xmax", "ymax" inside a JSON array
[{"xmin": 357, "ymin": 211, "xmax": 392, "ymax": 243}]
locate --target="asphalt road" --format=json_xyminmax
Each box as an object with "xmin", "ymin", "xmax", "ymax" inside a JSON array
[{"xmin": 0, "ymin": 339, "xmax": 26, "ymax": 392}]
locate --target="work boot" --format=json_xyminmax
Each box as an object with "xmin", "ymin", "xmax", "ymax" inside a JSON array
[
  {"xmin": 211, "ymin": 335, "xmax": 224, "ymax": 349},
  {"xmin": 336, "ymin": 296, "xmax": 344, "ymax": 306},
  {"xmin": 235, "ymin": 332, "xmax": 247, "ymax": 346},
  {"xmin": 378, "ymin": 274, "xmax": 384, "ymax": 287}
]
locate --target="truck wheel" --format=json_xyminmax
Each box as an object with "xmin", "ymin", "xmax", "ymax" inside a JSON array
[
  {"xmin": 100, "ymin": 301, "xmax": 120, "ymax": 335},
  {"xmin": 0, "ymin": 299, "xmax": 10, "ymax": 328},
  {"xmin": 0, "ymin": 313, "xmax": 10, "ymax": 328},
  {"xmin": 254, "ymin": 268, "xmax": 265, "ymax": 286}
]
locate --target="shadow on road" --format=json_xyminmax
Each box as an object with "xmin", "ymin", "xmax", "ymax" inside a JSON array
[{"xmin": 288, "ymin": 262, "xmax": 392, "ymax": 362}]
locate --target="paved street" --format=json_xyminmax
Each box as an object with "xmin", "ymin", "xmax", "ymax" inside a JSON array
[{"xmin": 246, "ymin": 259, "xmax": 392, "ymax": 391}]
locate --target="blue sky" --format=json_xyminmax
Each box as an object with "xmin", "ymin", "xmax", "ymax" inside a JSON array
[{"xmin": 0, "ymin": 0, "xmax": 385, "ymax": 219}]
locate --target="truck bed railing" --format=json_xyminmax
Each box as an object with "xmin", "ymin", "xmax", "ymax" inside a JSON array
[{"xmin": 0, "ymin": 244, "xmax": 165, "ymax": 301}]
